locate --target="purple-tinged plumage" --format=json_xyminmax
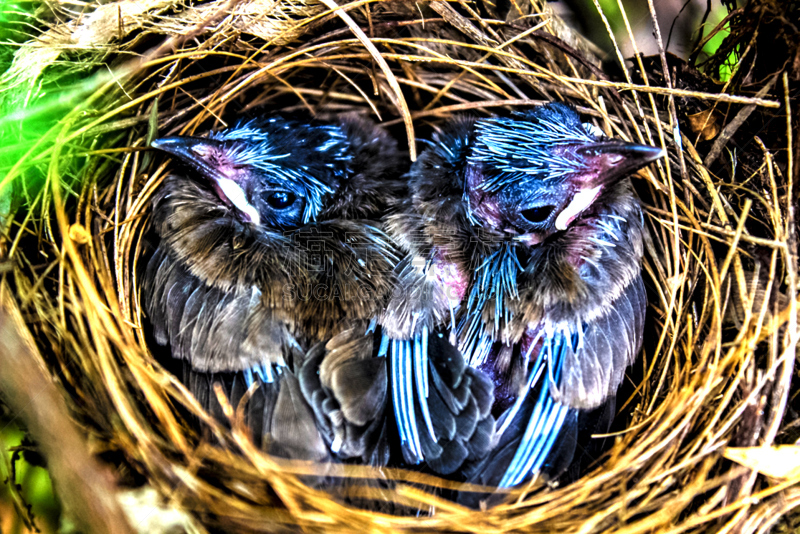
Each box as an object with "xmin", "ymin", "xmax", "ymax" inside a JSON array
[
  {"xmin": 143, "ymin": 115, "xmax": 405, "ymax": 466},
  {"xmin": 382, "ymin": 102, "xmax": 662, "ymax": 495}
]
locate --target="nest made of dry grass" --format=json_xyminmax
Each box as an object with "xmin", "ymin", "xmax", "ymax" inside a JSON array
[{"xmin": 1, "ymin": 0, "xmax": 798, "ymax": 532}]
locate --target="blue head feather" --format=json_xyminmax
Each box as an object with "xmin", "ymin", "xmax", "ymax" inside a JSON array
[
  {"xmin": 209, "ymin": 118, "xmax": 352, "ymax": 223},
  {"xmin": 468, "ymin": 103, "xmax": 596, "ymax": 192}
]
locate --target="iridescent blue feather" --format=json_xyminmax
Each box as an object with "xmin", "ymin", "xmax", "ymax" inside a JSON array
[
  {"xmin": 498, "ymin": 324, "xmax": 582, "ymax": 487},
  {"xmin": 210, "ymin": 118, "xmax": 349, "ymax": 223}
]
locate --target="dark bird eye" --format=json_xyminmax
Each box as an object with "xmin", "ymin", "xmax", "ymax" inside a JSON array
[
  {"xmin": 266, "ymin": 191, "xmax": 296, "ymax": 210},
  {"xmin": 521, "ymin": 205, "xmax": 555, "ymax": 224}
]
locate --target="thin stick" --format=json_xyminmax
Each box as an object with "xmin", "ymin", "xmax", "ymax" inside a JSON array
[{"xmin": 317, "ymin": 0, "xmax": 416, "ymax": 160}]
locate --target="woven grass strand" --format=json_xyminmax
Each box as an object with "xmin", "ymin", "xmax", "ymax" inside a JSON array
[{"xmin": 0, "ymin": 1, "xmax": 797, "ymax": 532}]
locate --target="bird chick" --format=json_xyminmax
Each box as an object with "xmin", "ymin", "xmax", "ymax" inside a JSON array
[
  {"xmin": 143, "ymin": 115, "xmax": 403, "ymax": 464},
  {"xmin": 382, "ymin": 102, "xmax": 663, "ymax": 490}
]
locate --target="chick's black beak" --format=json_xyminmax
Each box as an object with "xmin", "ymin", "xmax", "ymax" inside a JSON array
[
  {"xmin": 151, "ymin": 137, "xmax": 224, "ymax": 182},
  {"xmin": 576, "ymin": 141, "xmax": 665, "ymax": 187},
  {"xmin": 152, "ymin": 136, "xmax": 263, "ymax": 225}
]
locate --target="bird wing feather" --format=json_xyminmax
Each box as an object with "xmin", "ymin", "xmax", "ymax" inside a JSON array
[
  {"xmin": 470, "ymin": 274, "xmax": 645, "ymax": 489},
  {"xmin": 386, "ymin": 327, "xmax": 496, "ymax": 475},
  {"xmin": 144, "ymin": 246, "xmax": 293, "ymax": 372},
  {"xmin": 145, "ymin": 246, "xmax": 334, "ymax": 460},
  {"xmin": 556, "ymin": 274, "xmax": 646, "ymax": 409},
  {"xmin": 482, "ymin": 276, "xmax": 646, "ymax": 487},
  {"xmin": 181, "ymin": 362, "xmax": 329, "ymax": 461},
  {"xmin": 298, "ymin": 325, "xmax": 390, "ymax": 465}
]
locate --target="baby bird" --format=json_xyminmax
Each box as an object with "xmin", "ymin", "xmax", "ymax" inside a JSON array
[
  {"xmin": 382, "ymin": 103, "xmax": 663, "ymax": 490},
  {"xmin": 143, "ymin": 116, "xmax": 403, "ymax": 465}
]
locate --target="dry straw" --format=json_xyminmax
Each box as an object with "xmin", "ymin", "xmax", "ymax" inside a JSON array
[{"xmin": 1, "ymin": 0, "xmax": 798, "ymax": 532}]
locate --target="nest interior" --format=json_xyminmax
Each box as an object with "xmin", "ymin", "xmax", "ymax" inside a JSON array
[{"xmin": 1, "ymin": 0, "xmax": 799, "ymax": 532}]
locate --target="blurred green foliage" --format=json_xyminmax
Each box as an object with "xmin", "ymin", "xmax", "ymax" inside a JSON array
[
  {"xmin": 0, "ymin": 420, "xmax": 61, "ymax": 534},
  {"xmin": 0, "ymin": 0, "xmax": 33, "ymax": 74},
  {"xmin": 702, "ymin": 5, "xmax": 735, "ymax": 81},
  {"xmin": 1, "ymin": 4, "xmax": 63, "ymax": 532},
  {"xmin": 0, "ymin": 0, "xmax": 105, "ymax": 224},
  {"xmin": 566, "ymin": 0, "xmax": 735, "ymax": 81}
]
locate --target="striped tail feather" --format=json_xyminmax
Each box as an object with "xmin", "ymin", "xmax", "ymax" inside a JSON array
[
  {"xmin": 498, "ymin": 326, "xmax": 578, "ymax": 487},
  {"xmin": 459, "ymin": 324, "xmax": 582, "ymax": 496},
  {"xmin": 385, "ymin": 328, "xmax": 496, "ymax": 475}
]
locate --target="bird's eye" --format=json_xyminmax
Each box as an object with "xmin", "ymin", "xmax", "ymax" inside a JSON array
[
  {"xmin": 266, "ymin": 191, "xmax": 296, "ymax": 210},
  {"xmin": 521, "ymin": 205, "xmax": 555, "ymax": 224}
]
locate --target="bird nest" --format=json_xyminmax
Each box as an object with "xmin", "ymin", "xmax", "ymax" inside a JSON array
[{"xmin": 2, "ymin": 0, "xmax": 798, "ymax": 532}]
